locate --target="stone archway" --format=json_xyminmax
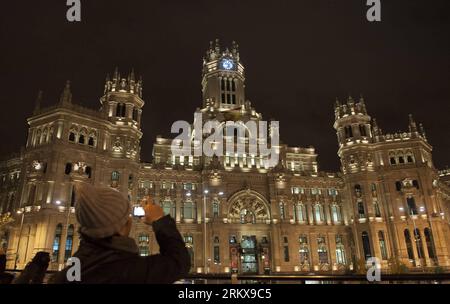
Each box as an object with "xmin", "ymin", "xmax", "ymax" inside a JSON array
[{"xmin": 227, "ymin": 189, "xmax": 271, "ymax": 224}]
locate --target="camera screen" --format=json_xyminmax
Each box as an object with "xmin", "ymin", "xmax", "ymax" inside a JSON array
[{"xmin": 133, "ymin": 206, "xmax": 145, "ymax": 217}]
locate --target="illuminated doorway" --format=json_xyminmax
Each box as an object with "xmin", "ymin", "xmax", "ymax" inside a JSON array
[{"xmin": 241, "ymin": 235, "xmax": 258, "ymax": 274}]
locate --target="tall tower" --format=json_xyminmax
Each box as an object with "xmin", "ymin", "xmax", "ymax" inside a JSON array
[
  {"xmin": 333, "ymin": 96, "xmax": 385, "ymax": 268},
  {"xmin": 201, "ymin": 39, "xmax": 245, "ymax": 110},
  {"xmin": 334, "ymin": 96, "xmax": 373, "ymax": 174},
  {"xmin": 100, "ymin": 68, "xmax": 144, "ymax": 161}
]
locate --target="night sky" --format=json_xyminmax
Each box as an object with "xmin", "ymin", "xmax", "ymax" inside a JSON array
[{"xmin": 1, "ymin": 0, "xmax": 449, "ymax": 171}]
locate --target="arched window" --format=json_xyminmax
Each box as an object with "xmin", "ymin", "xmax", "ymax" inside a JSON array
[
  {"xmin": 406, "ymin": 197, "xmax": 418, "ymax": 215},
  {"xmin": 378, "ymin": 231, "xmax": 388, "ymax": 260},
  {"xmin": 395, "ymin": 181, "xmax": 402, "ymax": 191},
  {"xmin": 283, "ymin": 236, "xmax": 290, "ymax": 262},
  {"xmin": 69, "ymin": 132, "xmax": 76, "ymax": 142},
  {"xmin": 407, "ymin": 154, "xmax": 414, "ymax": 163},
  {"xmin": 295, "ymin": 203, "xmax": 307, "ymax": 222},
  {"xmin": 231, "ymin": 79, "xmax": 236, "ymax": 91},
  {"xmin": 344, "ymin": 126, "xmax": 353, "ymax": 138},
  {"xmin": 359, "ymin": 125, "xmax": 367, "ymax": 136},
  {"xmin": 213, "ymin": 236, "xmax": 220, "ymax": 263},
  {"xmin": 65, "ymin": 163, "xmax": 72, "ymax": 175},
  {"xmin": 412, "ymin": 180, "xmax": 420, "ymax": 189},
  {"xmin": 212, "ymin": 200, "xmax": 219, "ymax": 218},
  {"xmin": 111, "ymin": 171, "xmax": 120, "ymax": 181},
  {"xmin": 120, "ymin": 103, "xmax": 126, "ymax": 117},
  {"xmin": 390, "ymin": 156, "xmax": 396, "ymax": 165},
  {"xmin": 64, "ymin": 224, "xmax": 74, "ymax": 262},
  {"xmin": 52, "ymin": 224, "xmax": 63, "ymax": 262},
  {"xmin": 361, "ymin": 231, "xmax": 372, "ymax": 260},
  {"xmin": 371, "ymin": 183, "xmax": 377, "ymax": 197},
  {"xmin": 299, "ymin": 235, "xmax": 309, "ymax": 265},
  {"xmin": 85, "ymin": 166, "xmax": 92, "ymax": 179},
  {"xmin": 357, "ymin": 201, "xmax": 365, "ymax": 218},
  {"xmin": 183, "ymin": 201, "xmax": 195, "ymax": 220},
  {"xmin": 354, "ymin": 184, "xmax": 362, "ymax": 197},
  {"xmin": 414, "ymin": 228, "xmax": 425, "ymax": 259},
  {"xmin": 138, "ymin": 234, "xmax": 150, "ymax": 256},
  {"xmin": 78, "ymin": 134, "xmax": 85, "ymax": 144},
  {"xmin": 317, "ymin": 236, "xmax": 328, "ymax": 264},
  {"xmin": 226, "ymin": 79, "xmax": 230, "ymax": 91},
  {"xmin": 424, "ymin": 228, "xmax": 436, "ymax": 260},
  {"xmin": 374, "ymin": 200, "xmax": 381, "ymax": 217},
  {"xmin": 331, "ymin": 204, "xmax": 341, "ymax": 223},
  {"xmin": 132, "ymin": 107, "xmax": 139, "ymax": 121},
  {"xmin": 404, "ymin": 229, "xmax": 415, "ymax": 260},
  {"xmin": 88, "ymin": 136, "xmax": 95, "ymax": 146},
  {"xmin": 335, "ymin": 235, "xmax": 346, "ymax": 265},
  {"xmin": 116, "ymin": 103, "xmax": 126, "ymax": 118},
  {"xmin": 314, "ymin": 203, "xmax": 324, "ymax": 222},
  {"xmin": 221, "ymin": 78, "xmax": 225, "ymax": 90},
  {"xmin": 162, "ymin": 199, "xmax": 175, "ymax": 218}
]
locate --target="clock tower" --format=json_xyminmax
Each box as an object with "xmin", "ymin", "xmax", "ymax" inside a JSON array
[{"xmin": 201, "ymin": 39, "xmax": 245, "ymax": 110}]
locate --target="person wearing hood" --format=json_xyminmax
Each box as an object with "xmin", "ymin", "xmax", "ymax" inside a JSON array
[{"xmin": 49, "ymin": 182, "xmax": 190, "ymax": 284}]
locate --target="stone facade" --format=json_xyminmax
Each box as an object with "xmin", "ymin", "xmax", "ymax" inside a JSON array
[{"xmin": 0, "ymin": 40, "xmax": 449, "ymax": 274}]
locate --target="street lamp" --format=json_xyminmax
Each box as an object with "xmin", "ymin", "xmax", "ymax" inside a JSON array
[
  {"xmin": 409, "ymin": 207, "xmax": 425, "ymax": 272},
  {"xmin": 54, "ymin": 200, "xmax": 71, "ymax": 269},
  {"xmin": 203, "ymin": 189, "xmax": 208, "ymax": 274},
  {"xmin": 14, "ymin": 208, "xmax": 25, "ymax": 270}
]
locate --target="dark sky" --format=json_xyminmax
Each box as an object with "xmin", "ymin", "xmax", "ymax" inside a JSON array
[{"xmin": 1, "ymin": 0, "xmax": 449, "ymax": 171}]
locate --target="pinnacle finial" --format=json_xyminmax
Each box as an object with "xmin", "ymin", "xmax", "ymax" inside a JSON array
[
  {"xmin": 113, "ymin": 66, "xmax": 120, "ymax": 81},
  {"xmin": 419, "ymin": 123, "xmax": 426, "ymax": 139},
  {"xmin": 372, "ymin": 118, "xmax": 381, "ymax": 136},
  {"xmin": 408, "ymin": 114, "xmax": 418, "ymax": 133},
  {"xmin": 359, "ymin": 94, "xmax": 365, "ymax": 103},
  {"xmin": 215, "ymin": 38, "xmax": 220, "ymax": 52},
  {"xmin": 347, "ymin": 95, "xmax": 354, "ymax": 104},
  {"xmin": 34, "ymin": 90, "xmax": 43, "ymax": 113},
  {"xmin": 59, "ymin": 80, "xmax": 72, "ymax": 105}
]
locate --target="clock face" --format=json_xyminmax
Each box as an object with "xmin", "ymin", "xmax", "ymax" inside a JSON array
[{"xmin": 221, "ymin": 59, "xmax": 234, "ymax": 70}]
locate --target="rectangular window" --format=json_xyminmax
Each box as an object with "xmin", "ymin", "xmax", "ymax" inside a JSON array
[
  {"xmin": 214, "ymin": 246, "xmax": 220, "ymax": 263},
  {"xmin": 283, "ymin": 246, "xmax": 290, "ymax": 262},
  {"xmin": 279, "ymin": 204, "xmax": 285, "ymax": 220}
]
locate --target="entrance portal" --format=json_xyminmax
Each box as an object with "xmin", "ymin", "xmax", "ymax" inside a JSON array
[{"xmin": 241, "ymin": 236, "xmax": 258, "ymax": 274}]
